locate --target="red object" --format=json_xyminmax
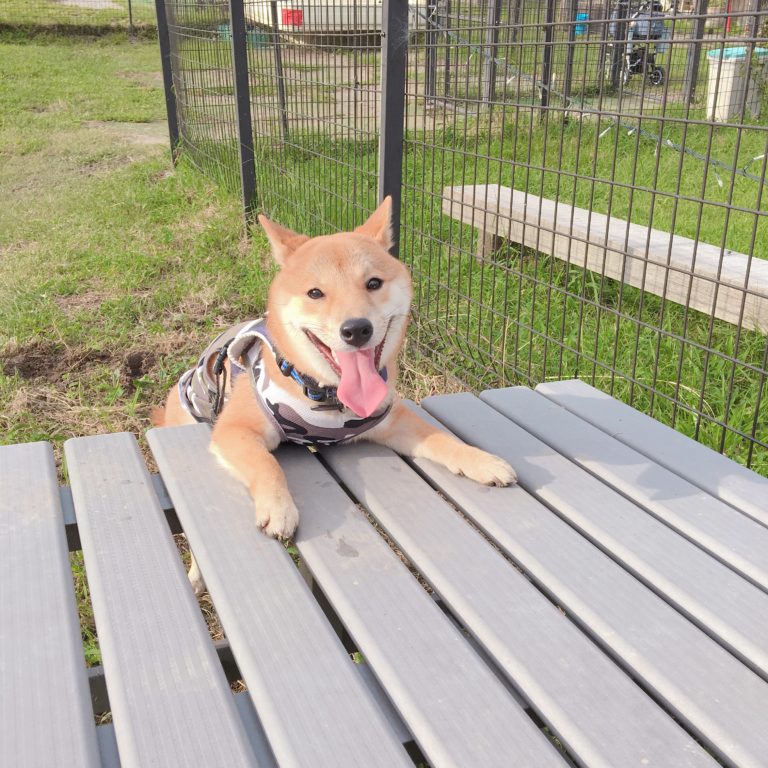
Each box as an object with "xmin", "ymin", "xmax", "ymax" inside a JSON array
[
  {"xmin": 725, "ymin": 0, "xmax": 732, "ymax": 34},
  {"xmin": 281, "ymin": 8, "xmax": 304, "ymax": 27}
]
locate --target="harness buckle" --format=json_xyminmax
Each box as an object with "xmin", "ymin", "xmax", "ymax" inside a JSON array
[
  {"xmin": 212, "ymin": 344, "xmax": 229, "ymax": 376},
  {"xmin": 209, "ymin": 341, "xmax": 232, "ymax": 421},
  {"xmin": 311, "ymin": 401, "xmax": 344, "ymax": 412}
]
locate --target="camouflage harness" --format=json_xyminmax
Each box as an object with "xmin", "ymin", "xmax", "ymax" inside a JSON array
[{"xmin": 177, "ymin": 318, "xmax": 391, "ymax": 446}]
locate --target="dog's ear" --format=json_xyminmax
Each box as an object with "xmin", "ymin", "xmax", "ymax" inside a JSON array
[
  {"xmin": 355, "ymin": 196, "xmax": 393, "ymax": 251},
  {"xmin": 258, "ymin": 215, "xmax": 310, "ymax": 266}
]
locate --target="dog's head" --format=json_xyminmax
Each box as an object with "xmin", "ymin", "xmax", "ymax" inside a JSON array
[{"xmin": 259, "ymin": 197, "xmax": 412, "ymax": 417}]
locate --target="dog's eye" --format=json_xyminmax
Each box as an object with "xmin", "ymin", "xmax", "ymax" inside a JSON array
[
  {"xmin": 307, "ymin": 288, "xmax": 324, "ymax": 300},
  {"xmin": 366, "ymin": 277, "xmax": 383, "ymax": 291}
]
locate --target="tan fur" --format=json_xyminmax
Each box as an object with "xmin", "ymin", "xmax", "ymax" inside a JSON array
[{"xmin": 155, "ymin": 197, "xmax": 516, "ymax": 547}]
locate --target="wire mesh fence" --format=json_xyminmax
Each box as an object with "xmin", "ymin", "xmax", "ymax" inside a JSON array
[
  {"xmin": 159, "ymin": 0, "xmax": 768, "ymax": 474},
  {"xmin": 244, "ymin": 0, "xmax": 382, "ymax": 233},
  {"xmin": 163, "ymin": 1, "xmax": 242, "ymax": 190},
  {"xmin": 402, "ymin": 0, "xmax": 768, "ymax": 476},
  {"xmin": 0, "ymin": 0, "xmax": 157, "ymax": 29}
]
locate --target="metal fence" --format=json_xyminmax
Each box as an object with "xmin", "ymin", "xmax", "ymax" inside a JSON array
[
  {"xmin": 158, "ymin": 0, "xmax": 768, "ymax": 474},
  {"xmin": 0, "ymin": 0, "xmax": 156, "ymax": 30}
]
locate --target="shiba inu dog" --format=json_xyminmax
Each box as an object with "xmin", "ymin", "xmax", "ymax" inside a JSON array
[{"xmin": 154, "ymin": 197, "xmax": 516, "ymax": 545}]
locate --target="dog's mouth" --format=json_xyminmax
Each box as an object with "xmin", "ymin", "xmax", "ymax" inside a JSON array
[
  {"xmin": 303, "ymin": 324, "xmax": 390, "ymax": 417},
  {"xmin": 303, "ymin": 327, "xmax": 388, "ymax": 376}
]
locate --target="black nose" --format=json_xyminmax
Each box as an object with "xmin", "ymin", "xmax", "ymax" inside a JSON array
[{"xmin": 339, "ymin": 318, "xmax": 374, "ymax": 348}]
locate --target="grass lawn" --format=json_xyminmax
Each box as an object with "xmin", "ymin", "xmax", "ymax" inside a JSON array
[
  {"xmin": 0, "ymin": 27, "xmax": 274, "ymax": 667},
  {"xmin": 244, "ymin": 118, "xmax": 767, "ymax": 476},
  {"xmin": 0, "ymin": 0, "xmax": 158, "ymax": 28}
]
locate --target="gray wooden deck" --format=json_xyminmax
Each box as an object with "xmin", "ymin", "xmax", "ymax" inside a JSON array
[{"xmin": 2, "ymin": 381, "xmax": 768, "ymax": 768}]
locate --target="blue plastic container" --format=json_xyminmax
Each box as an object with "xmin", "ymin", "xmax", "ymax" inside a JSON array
[{"xmin": 706, "ymin": 46, "xmax": 768, "ymax": 61}]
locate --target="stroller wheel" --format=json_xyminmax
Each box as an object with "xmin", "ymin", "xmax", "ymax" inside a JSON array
[{"xmin": 649, "ymin": 66, "xmax": 665, "ymax": 86}]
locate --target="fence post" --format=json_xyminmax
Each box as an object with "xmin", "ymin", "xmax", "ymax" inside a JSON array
[
  {"xmin": 563, "ymin": 0, "xmax": 578, "ymax": 105},
  {"xmin": 228, "ymin": 0, "xmax": 257, "ymax": 221},
  {"xmin": 540, "ymin": 0, "xmax": 556, "ymax": 113},
  {"xmin": 270, "ymin": 0, "xmax": 290, "ymax": 141},
  {"xmin": 154, "ymin": 0, "xmax": 180, "ymax": 163},
  {"xmin": 510, "ymin": 0, "xmax": 520, "ymax": 42},
  {"xmin": 128, "ymin": 0, "xmax": 134, "ymax": 35},
  {"xmin": 425, "ymin": 0, "xmax": 438, "ymax": 101},
  {"xmin": 482, "ymin": 0, "xmax": 503, "ymax": 106},
  {"xmin": 443, "ymin": 0, "xmax": 451, "ymax": 96},
  {"xmin": 608, "ymin": 0, "xmax": 627, "ymax": 91},
  {"xmin": 378, "ymin": 0, "xmax": 409, "ymax": 256},
  {"xmin": 683, "ymin": 0, "xmax": 709, "ymax": 104}
]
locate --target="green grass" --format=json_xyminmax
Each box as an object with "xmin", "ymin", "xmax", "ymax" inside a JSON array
[
  {"xmin": 0, "ymin": 28, "xmax": 274, "ymax": 665},
  {"xmin": 246, "ymin": 121, "xmax": 767, "ymax": 475},
  {"xmin": 0, "ymin": 0, "xmax": 157, "ymax": 29}
]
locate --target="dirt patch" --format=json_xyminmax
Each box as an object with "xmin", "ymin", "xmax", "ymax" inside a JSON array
[
  {"xmin": 1, "ymin": 122, "xmax": 167, "ymax": 210},
  {"xmin": 151, "ymin": 169, "xmax": 174, "ymax": 183},
  {"xmin": 56, "ymin": 0, "xmax": 122, "ymax": 9},
  {"xmin": 27, "ymin": 102, "xmax": 66, "ymax": 114},
  {"xmin": 117, "ymin": 71, "xmax": 164, "ymax": 89},
  {"xmin": 54, "ymin": 290, "xmax": 108, "ymax": 316},
  {"xmin": 151, "ymin": 283, "xmax": 242, "ymax": 331},
  {"xmin": 0, "ymin": 241, "xmax": 37, "ymax": 259},
  {"xmin": 170, "ymin": 204, "xmax": 219, "ymax": 240},
  {"xmin": 84, "ymin": 120, "xmax": 169, "ymax": 148},
  {"xmin": 0, "ymin": 336, "xmax": 164, "ymax": 395},
  {"xmin": 120, "ymin": 347, "xmax": 155, "ymax": 393},
  {"xmin": 0, "ymin": 339, "xmax": 111, "ymax": 383}
]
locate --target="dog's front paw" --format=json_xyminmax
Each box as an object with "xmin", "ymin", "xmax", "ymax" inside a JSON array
[
  {"xmin": 450, "ymin": 446, "xmax": 517, "ymax": 487},
  {"xmin": 254, "ymin": 489, "xmax": 300, "ymax": 540}
]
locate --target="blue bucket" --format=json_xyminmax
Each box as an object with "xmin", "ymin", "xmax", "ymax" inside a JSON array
[{"xmin": 575, "ymin": 12, "xmax": 589, "ymax": 36}]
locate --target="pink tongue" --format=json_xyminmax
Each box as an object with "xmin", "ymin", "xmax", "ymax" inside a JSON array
[{"xmin": 335, "ymin": 348, "xmax": 388, "ymax": 417}]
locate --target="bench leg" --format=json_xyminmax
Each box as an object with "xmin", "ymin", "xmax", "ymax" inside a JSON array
[{"xmin": 476, "ymin": 231, "xmax": 504, "ymax": 262}]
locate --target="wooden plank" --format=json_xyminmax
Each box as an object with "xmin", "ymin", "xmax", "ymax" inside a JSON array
[
  {"xmin": 94, "ymin": 690, "xmax": 278, "ymax": 768},
  {"xmin": 0, "ymin": 442, "xmax": 101, "ymax": 768},
  {"xmin": 406, "ymin": 401, "xmax": 768, "ymax": 767},
  {"xmin": 94, "ymin": 693, "xmax": 279, "ymax": 768},
  {"xmin": 319, "ymin": 443, "xmax": 717, "ymax": 768},
  {"xmin": 90, "ymin": 634, "xmax": 406, "ymax": 747},
  {"xmin": 61, "ymin": 474, "xmax": 178, "ymax": 552},
  {"xmin": 146, "ymin": 424, "xmax": 412, "ymax": 768},
  {"xmin": 353, "ymin": 662, "xmax": 412, "ymax": 745},
  {"xmin": 281, "ymin": 448, "xmax": 562, "ymax": 768},
  {"xmin": 423, "ymin": 393, "xmax": 768, "ymax": 680},
  {"xmin": 442, "ymin": 184, "xmax": 768, "ymax": 331},
  {"xmin": 232, "ymin": 693, "xmax": 279, "ymax": 768},
  {"xmin": 64, "ymin": 433, "xmax": 257, "ymax": 768},
  {"xmin": 487, "ymin": 387, "xmax": 768, "ymax": 591},
  {"xmin": 537, "ymin": 379, "xmax": 768, "ymax": 527}
]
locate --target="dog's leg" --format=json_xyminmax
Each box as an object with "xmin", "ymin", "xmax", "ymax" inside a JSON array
[
  {"xmin": 154, "ymin": 384, "xmax": 197, "ymax": 428},
  {"xmin": 369, "ymin": 400, "xmax": 517, "ymax": 486},
  {"xmin": 209, "ymin": 376, "xmax": 299, "ymax": 539}
]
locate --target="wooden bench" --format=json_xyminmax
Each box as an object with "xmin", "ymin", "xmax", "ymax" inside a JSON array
[
  {"xmin": 442, "ymin": 184, "xmax": 768, "ymax": 333},
  {"xmin": 3, "ymin": 382, "xmax": 768, "ymax": 767}
]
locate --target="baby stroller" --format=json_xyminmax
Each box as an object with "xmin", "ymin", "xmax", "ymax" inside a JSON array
[{"xmin": 608, "ymin": 0, "xmax": 670, "ymax": 86}]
